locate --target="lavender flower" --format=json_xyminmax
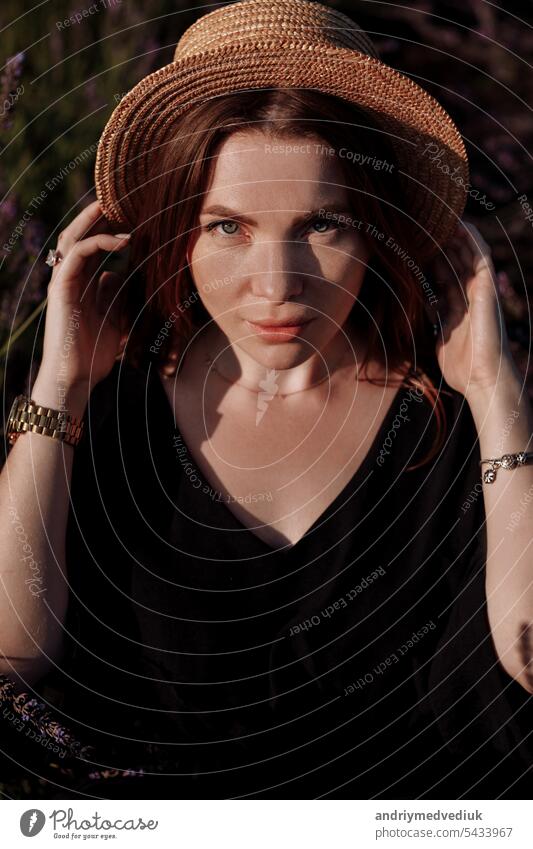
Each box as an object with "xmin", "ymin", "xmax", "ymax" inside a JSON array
[{"xmin": 0, "ymin": 52, "xmax": 25, "ymax": 132}]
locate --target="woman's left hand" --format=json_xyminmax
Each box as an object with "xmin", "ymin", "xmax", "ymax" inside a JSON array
[{"xmin": 427, "ymin": 220, "xmax": 515, "ymax": 399}]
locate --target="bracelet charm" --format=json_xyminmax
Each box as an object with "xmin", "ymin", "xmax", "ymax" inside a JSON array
[{"xmin": 480, "ymin": 451, "xmax": 532, "ymax": 484}]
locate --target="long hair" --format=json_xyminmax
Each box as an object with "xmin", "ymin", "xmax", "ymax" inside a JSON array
[{"xmin": 119, "ymin": 87, "xmax": 448, "ymax": 470}]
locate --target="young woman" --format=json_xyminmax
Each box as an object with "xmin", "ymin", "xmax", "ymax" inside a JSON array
[{"xmin": 1, "ymin": 0, "xmax": 532, "ymax": 800}]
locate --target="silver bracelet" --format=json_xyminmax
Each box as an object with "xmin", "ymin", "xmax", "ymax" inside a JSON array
[{"xmin": 479, "ymin": 451, "xmax": 533, "ymax": 484}]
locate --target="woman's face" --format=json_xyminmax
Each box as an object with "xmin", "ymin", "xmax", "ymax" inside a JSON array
[{"xmin": 187, "ymin": 129, "xmax": 371, "ymax": 374}]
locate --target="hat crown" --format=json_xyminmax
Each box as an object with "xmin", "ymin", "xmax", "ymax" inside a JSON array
[
  {"xmin": 174, "ymin": 0, "xmax": 379, "ymax": 62},
  {"xmin": 96, "ymin": 0, "xmax": 467, "ymax": 257}
]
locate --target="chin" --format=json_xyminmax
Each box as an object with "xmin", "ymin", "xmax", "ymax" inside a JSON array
[{"xmin": 244, "ymin": 340, "xmax": 313, "ymax": 368}]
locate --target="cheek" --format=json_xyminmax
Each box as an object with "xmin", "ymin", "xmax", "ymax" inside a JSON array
[
  {"xmin": 189, "ymin": 236, "xmax": 242, "ymax": 276},
  {"xmin": 319, "ymin": 244, "xmax": 369, "ymax": 294},
  {"xmin": 194, "ymin": 279, "xmax": 241, "ymax": 325},
  {"xmin": 190, "ymin": 235, "xmax": 369, "ymax": 302}
]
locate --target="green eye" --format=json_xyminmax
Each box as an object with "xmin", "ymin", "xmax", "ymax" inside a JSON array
[
  {"xmin": 309, "ymin": 217, "xmax": 346, "ymax": 234},
  {"xmin": 220, "ymin": 221, "xmax": 239, "ymax": 235},
  {"xmin": 205, "ymin": 216, "xmax": 347, "ymax": 238},
  {"xmin": 206, "ymin": 220, "xmax": 240, "ymax": 236}
]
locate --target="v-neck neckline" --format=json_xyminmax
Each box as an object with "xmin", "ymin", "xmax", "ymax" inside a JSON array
[{"xmin": 148, "ymin": 362, "xmax": 406, "ymax": 557}]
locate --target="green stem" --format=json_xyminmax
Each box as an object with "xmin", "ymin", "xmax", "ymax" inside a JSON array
[{"xmin": 0, "ymin": 297, "xmax": 47, "ymax": 360}]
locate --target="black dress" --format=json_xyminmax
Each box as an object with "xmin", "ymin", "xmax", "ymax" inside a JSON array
[{"xmin": 36, "ymin": 359, "xmax": 533, "ymax": 798}]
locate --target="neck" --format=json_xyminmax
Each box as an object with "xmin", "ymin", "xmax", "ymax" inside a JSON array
[{"xmin": 200, "ymin": 319, "xmax": 367, "ymax": 396}]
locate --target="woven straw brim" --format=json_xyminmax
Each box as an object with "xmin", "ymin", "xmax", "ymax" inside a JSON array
[{"xmin": 95, "ymin": 41, "xmax": 469, "ymax": 262}]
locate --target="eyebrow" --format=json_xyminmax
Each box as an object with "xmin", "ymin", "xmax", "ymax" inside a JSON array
[{"xmin": 199, "ymin": 203, "xmax": 353, "ymax": 223}]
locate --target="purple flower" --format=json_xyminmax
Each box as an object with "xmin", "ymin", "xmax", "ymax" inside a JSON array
[
  {"xmin": 0, "ymin": 51, "xmax": 25, "ymax": 131},
  {"xmin": 0, "ymin": 195, "xmax": 17, "ymax": 221},
  {"xmin": 5, "ymin": 52, "xmax": 25, "ymax": 82}
]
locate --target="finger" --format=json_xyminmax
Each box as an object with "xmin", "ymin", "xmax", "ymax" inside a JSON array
[
  {"xmin": 431, "ymin": 246, "xmax": 466, "ymax": 319},
  {"xmin": 460, "ymin": 221, "xmax": 486, "ymax": 247},
  {"xmin": 457, "ymin": 223, "xmax": 493, "ymax": 269},
  {"xmin": 49, "ymin": 233, "xmax": 131, "ymax": 302},
  {"xmin": 54, "ymin": 200, "xmax": 120, "ymax": 258},
  {"xmin": 434, "ymin": 242, "xmax": 465, "ymax": 284},
  {"xmin": 458, "ymin": 224, "xmax": 498, "ymax": 300},
  {"xmin": 447, "ymin": 244, "xmax": 471, "ymax": 305},
  {"xmin": 449, "ymin": 230, "xmax": 474, "ymax": 272},
  {"xmin": 432, "ymin": 220, "xmax": 474, "ymax": 319}
]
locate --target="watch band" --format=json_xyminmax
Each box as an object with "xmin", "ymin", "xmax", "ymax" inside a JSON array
[{"xmin": 7, "ymin": 394, "xmax": 84, "ymax": 448}]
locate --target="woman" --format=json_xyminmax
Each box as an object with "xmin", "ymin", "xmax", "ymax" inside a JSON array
[{"xmin": 1, "ymin": 0, "xmax": 533, "ymax": 800}]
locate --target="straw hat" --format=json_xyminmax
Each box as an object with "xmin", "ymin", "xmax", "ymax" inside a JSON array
[{"xmin": 94, "ymin": 0, "xmax": 469, "ymax": 262}]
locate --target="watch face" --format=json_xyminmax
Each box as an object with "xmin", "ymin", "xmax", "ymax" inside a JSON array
[
  {"xmin": 7, "ymin": 394, "xmax": 27, "ymax": 440},
  {"xmin": 7, "ymin": 394, "xmax": 22, "ymax": 426}
]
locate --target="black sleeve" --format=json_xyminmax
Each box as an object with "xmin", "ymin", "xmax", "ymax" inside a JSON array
[
  {"xmin": 27, "ymin": 362, "xmax": 146, "ymax": 748},
  {"xmin": 0, "ymin": 363, "xmax": 138, "ymax": 792}
]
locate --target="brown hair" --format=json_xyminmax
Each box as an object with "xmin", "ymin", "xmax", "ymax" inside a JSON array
[{"xmin": 119, "ymin": 87, "xmax": 448, "ymax": 470}]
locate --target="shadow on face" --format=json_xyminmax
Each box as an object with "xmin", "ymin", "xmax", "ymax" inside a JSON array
[{"xmin": 186, "ymin": 129, "xmax": 371, "ymax": 381}]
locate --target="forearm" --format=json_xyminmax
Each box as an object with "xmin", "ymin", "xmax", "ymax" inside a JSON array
[
  {"xmin": 0, "ymin": 375, "xmax": 88, "ymax": 687},
  {"xmin": 466, "ymin": 357, "xmax": 533, "ymax": 693}
]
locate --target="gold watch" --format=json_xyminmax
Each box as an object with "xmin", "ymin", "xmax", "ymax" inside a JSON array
[{"xmin": 6, "ymin": 394, "xmax": 84, "ymax": 448}]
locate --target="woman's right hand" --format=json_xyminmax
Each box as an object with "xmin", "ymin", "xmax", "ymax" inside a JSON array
[{"xmin": 34, "ymin": 199, "xmax": 132, "ymax": 409}]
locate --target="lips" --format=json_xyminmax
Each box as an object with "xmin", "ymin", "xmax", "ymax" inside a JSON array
[
  {"xmin": 247, "ymin": 318, "xmax": 312, "ymax": 327},
  {"xmin": 244, "ymin": 318, "xmax": 312, "ymax": 341}
]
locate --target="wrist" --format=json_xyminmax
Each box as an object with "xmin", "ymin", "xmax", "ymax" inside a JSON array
[
  {"xmin": 464, "ymin": 357, "xmax": 523, "ymax": 410},
  {"xmin": 31, "ymin": 374, "xmax": 90, "ymax": 420}
]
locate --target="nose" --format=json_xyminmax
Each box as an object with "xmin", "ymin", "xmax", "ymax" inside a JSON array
[{"xmin": 248, "ymin": 238, "xmax": 305, "ymax": 302}]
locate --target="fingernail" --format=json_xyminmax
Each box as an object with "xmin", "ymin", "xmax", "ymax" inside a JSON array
[{"xmin": 114, "ymin": 232, "xmax": 131, "ymax": 239}]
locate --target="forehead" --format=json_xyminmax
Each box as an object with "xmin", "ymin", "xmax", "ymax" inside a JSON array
[{"xmin": 201, "ymin": 130, "xmax": 349, "ymax": 207}]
